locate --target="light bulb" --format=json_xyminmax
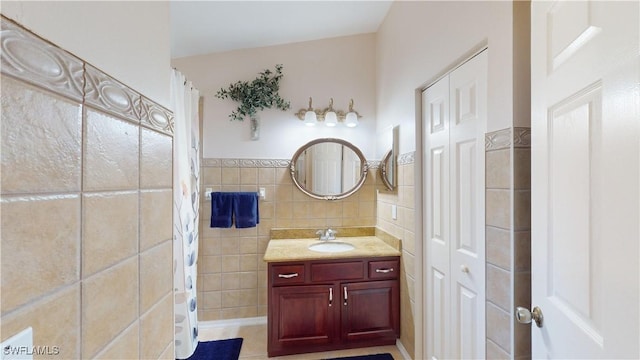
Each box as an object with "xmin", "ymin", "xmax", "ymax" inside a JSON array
[
  {"xmin": 325, "ymin": 111, "xmax": 337, "ymax": 127},
  {"xmin": 345, "ymin": 112, "xmax": 358, "ymax": 127},
  {"xmin": 304, "ymin": 110, "xmax": 317, "ymax": 126}
]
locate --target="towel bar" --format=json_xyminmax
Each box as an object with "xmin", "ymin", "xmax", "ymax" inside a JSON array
[{"xmin": 205, "ymin": 189, "xmax": 266, "ymax": 200}]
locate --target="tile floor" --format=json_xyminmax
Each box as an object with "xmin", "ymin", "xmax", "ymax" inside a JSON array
[{"xmin": 198, "ymin": 322, "xmax": 405, "ymax": 360}]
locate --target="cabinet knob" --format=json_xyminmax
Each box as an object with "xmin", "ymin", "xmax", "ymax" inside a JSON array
[{"xmin": 460, "ymin": 265, "xmax": 470, "ymax": 273}]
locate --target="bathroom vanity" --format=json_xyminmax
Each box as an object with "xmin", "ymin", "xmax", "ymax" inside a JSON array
[{"xmin": 264, "ymin": 236, "xmax": 401, "ymax": 357}]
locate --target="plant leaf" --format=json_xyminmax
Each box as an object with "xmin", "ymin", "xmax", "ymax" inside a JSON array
[{"xmin": 214, "ymin": 64, "xmax": 290, "ymax": 121}]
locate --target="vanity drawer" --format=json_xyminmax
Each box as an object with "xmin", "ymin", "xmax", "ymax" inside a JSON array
[
  {"xmin": 311, "ymin": 261, "xmax": 364, "ymax": 282},
  {"xmin": 368, "ymin": 259, "xmax": 399, "ymax": 280},
  {"xmin": 271, "ymin": 264, "xmax": 305, "ymax": 285}
]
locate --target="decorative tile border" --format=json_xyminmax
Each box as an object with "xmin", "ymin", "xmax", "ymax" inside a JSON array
[
  {"xmin": 200, "ymin": 159, "xmax": 216, "ymax": 167},
  {"xmin": 138, "ymin": 96, "xmax": 174, "ymax": 134},
  {"xmin": 240, "ymin": 159, "xmax": 290, "ymax": 168},
  {"xmin": 202, "ymin": 158, "xmax": 379, "ymax": 169},
  {"xmin": 0, "ymin": 16, "xmax": 173, "ymax": 136},
  {"xmin": 398, "ymin": 152, "xmax": 415, "ymax": 165},
  {"xmin": 513, "ymin": 127, "xmax": 531, "ymax": 148},
  {"xmin": 201, "ymin": 159, "xmax": 290, "ymax": 168},
  {"xmin": 485, "ymin": 127, "xmax": 531, "ymax": 151},
  {"xmin": 84, "ymin": 64, "xmax": 141, "ymax": 123},
  {"xmin": 0, "ymin": 18, "xmax": 85, "ymax": 102},
  {"xmin": 485, "ymin": 128, "xmax": 512, "ymax": 151}
]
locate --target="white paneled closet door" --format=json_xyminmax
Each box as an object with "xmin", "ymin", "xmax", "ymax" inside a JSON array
[
  {"xmin": 424, "ymin": 74, "xmax": 452, "ymax": 359},
  {"xmin": 424, "ymin": 50, "xmax": 487, "ymax": 359}
]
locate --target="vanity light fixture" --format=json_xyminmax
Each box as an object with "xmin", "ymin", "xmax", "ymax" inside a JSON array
[
  {"xmin": 324, "ymin": 98, "xmax": 338, "ymax": 127},
  {"xmin": 303, "ymin": 97, "xmax": 318, "ymax": 126},
  {"xmin": 344, "ymin": 99, "xmax": 359, "ymax": 128},
  {"xmin": 304, "ymin": 110, "xmax": 317, "ymax": 126},
  {"xmin": 295, "ymin": 97, "xmax": 362, "ymax": 127}
]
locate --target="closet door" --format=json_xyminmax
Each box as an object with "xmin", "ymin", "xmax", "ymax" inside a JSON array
[
  {"xmin": 424, "ymin": 75, "xmax": 452, "ymax": 360},
  {"xmin": 424, "ymin": 50, "xmax": 487, "ymax": 359},
  {"xmin": 448, "ymin": 50, "xmax": 487, "ymax": 359}
]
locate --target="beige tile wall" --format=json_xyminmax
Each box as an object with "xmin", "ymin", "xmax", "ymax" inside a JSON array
[
  {"xmin": 0, "ymin": 17, "xmax": 174, "ymax": 359},
  {"xmin": 485, "ymin": 127, "xmax": 532, "ymax": 359},
  {"xmin": 376, "ymin": 152, "xmax": 416, "ymax": 359},
  {"xmin": 198, "ymin": 159, "xmax": 377, "ymax": 321}
]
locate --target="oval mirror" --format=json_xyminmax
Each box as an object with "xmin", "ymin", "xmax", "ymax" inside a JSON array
[
  {"xmin": 380, "ymin": 149, "xmax": 397, "ymax": 190},
  {"xmin": 379, "ymin": 125, "xmax": 399, "ymax": 191},
  {"xmin": 290, "ymin": 138, "xmax": 368, "ymax": 200}
]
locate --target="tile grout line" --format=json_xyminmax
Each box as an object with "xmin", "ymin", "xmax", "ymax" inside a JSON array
[{"xmin": 78, "ymin": 59, "xmax": 87, "ymax": 359}]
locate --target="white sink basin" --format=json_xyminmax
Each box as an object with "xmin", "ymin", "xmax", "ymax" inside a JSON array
[{"xmin": 308, "ymin": 241, "xmax": 355, "ymax": 253}]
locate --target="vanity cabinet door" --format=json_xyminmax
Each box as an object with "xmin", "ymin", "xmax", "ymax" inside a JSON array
[
  {"xmin": 341, "ymin": 280, "xmax": 399, "ymax": 344},
  {"xmin": 268, "ymin": 284, "xmax": 339, "ymax": 355}
]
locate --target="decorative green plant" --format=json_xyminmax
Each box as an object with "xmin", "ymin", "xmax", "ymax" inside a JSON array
[{"xmin": 215, "ymin": 64, "xmax": 291, "ymax": 121}]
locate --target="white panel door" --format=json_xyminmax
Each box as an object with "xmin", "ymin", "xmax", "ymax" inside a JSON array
[
  {"xmin": 448, "ymin": 51, "xmax": 487, "ymax": 359},
  {"xmin": 424, "ymin": 75, "xmax": 451, "ymax": 360},
  {"xmin": 530, "ymin": 1, "xmax": 639, "ymax": 358},
  {"xmin": 424, "ymin": 50, "xmax": 487, "ymax": 360}
]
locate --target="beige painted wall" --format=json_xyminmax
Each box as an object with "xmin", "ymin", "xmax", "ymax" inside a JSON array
[
  {"xmin": 376, "ymin": 1, "xmax": 528, "ymax": 154},
  {"xmin": 0, "ymin": 1, "xmax": 171, "ymax": 108},
  {"xmin": 171, "ymin": 33, "xmax": 377, "ymax": 160}
]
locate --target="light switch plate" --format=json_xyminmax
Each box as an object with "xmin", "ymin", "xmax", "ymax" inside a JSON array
[{"xmin": 391, "ymin": 205, "xmax": 397, "ymax": 220}]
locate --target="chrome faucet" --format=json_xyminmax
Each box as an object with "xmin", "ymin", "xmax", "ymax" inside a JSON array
[{"xmin": 316, "ymin": 228, "xmax": 338, "ymax": 241}]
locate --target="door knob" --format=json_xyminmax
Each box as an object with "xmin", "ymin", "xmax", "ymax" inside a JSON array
[{"xmin": 515, "ymin": 306, "xmax": 543, "ymax": 328}]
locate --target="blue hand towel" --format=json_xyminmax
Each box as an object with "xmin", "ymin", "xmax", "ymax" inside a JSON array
[
  {"xmin": 210, "ymin": 192, "xmax": 233, "ymax": 228},
  {"xmin": 233, "ymin": 192, "xmax": 259, "ymax": 228}
]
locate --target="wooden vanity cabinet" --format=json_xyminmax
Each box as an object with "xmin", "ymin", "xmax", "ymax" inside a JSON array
[
  {"xmin": 270, "ymin": 284, "xmax": 339, "ymax": 349},
  {"xmin": 341, "ymin": 280, "xmax": 399, "ymax": 343},
  {"xmin": 268, "ymin": 257, "xmax": 400, "ymax": 357}
]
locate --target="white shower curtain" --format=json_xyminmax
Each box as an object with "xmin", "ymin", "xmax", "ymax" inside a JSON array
[{"xmin": 171, "ymin": 69, "xmax": 200, "ymax": 359}]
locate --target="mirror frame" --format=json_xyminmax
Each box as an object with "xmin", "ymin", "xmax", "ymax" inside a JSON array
[
  {"xmin": 379, "ymin": 125, "xmax": 399, "ymax": 191},
  {"xmin": 289, "ymin": 138, "xmax": 369, "ymax": 200},
  {"xmin": 379, "ymin": 149, "xmax": 397, "ymax": 191}
]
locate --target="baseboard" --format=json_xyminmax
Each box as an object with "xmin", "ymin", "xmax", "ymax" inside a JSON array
[
  {"xmin": 198, "ymin": 316, "xmax": 267, "ymax": 330},
  {"xmin": 396, "ymin": 339, "xmax": 411, "ymax": 360}
]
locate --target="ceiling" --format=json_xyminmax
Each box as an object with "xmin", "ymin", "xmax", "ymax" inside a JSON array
[{"xmin": 170, "ymin": 1, "xmax": 393, "ymax": 59}]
